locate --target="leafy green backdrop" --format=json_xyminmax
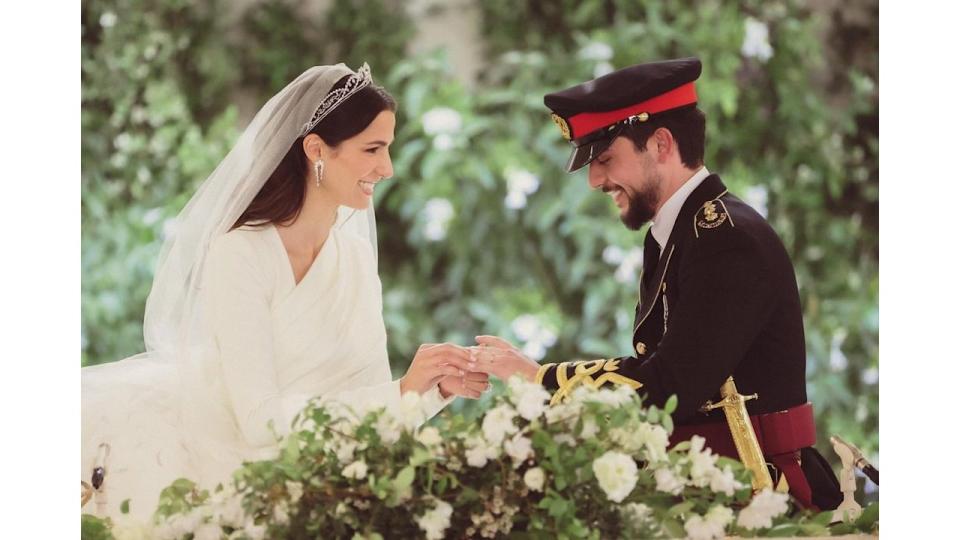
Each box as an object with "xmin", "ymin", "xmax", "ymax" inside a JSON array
[{"xmin": 82, "ymin": 0, "xmax": 878, "ymax": 500}]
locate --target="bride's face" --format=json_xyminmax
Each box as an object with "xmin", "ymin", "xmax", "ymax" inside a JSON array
[{"xmin": 320, "ymin": 110, "xmax": 396, "ymax": 210}]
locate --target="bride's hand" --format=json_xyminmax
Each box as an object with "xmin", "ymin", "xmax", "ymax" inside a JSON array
[
  {"xmin": 438, "ymin": 371, "xmax": 491, "ymax": 399},
  {"xmin": 473, "ymin": 335, "xmax": 540, "ymax": 382},
  {"xmin": 400, "ymin": 343, "xmax": 477, "ymax": 395}
]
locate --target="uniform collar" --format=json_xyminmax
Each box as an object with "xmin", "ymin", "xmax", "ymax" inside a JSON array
[{"xmin": 651, "ymin": 166, "xmax": 710, "ymax": 249}]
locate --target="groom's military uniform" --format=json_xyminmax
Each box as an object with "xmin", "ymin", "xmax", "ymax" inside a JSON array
[{"xmin": 538, "ymin": 57, "xmax": 842, "ymax": 510}]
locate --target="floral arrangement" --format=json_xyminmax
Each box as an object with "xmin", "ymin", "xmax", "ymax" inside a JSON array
[{"xmin": 83, "ymin": 379, "xmax": 878, "ymax": 539}]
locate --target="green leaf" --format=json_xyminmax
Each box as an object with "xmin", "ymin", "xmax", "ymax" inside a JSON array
[
  {"xmin": 664, "ymin": 395, "xmax": 678, "ymax": 414},
  {"xmin": 394, "ymin": 466, "xmax": 416, "ymax": 490}
]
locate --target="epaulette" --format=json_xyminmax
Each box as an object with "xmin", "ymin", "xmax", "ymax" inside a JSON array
[{"xmin": 693, "ymin": 193, "xmax": 735, "ymax": 238}]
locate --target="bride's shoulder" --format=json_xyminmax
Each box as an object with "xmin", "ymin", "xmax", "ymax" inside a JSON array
[{"xmin": 209, "ymin": 224, "xmax": 275, "ymax": 262}]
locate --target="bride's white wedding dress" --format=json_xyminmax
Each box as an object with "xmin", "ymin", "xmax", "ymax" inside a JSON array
[{"xmin": 81, "ymin": 224, "xmax": 450, "ymax": 519}]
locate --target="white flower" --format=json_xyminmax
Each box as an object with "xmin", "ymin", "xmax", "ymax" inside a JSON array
[
  {"xmin": 509, "ymin": 376, "xmax": 551, "ymax": 420},
  {"xmin": 210, "ymin": 490, "xmax": 246, "ymax": 528},
  {"xmin": 397, "ymin": 390, "xmax": 428, "ymax": 429},
  {"xmin": 505, "ymin": 168, "xmax": 540, "ymax": 196},
  {"xmin": 524, "ymin": 467, "xmax": 546, "ymax": 492},
  {"xmin": 422, "ymin": 107, "xmax": 463, "ymax": 135},
  {"xmin": 862, "ymin": 367, "xmax": 879, "ymax": 385},
  {"xmin": 545, "ymin": 400, "xmax": 581, "ymax": 426},
  {"xmin": 423, "ymin": 197, "xmax": 454, "ymax": 241},
  {"xmin": 194, "ymin": 523, "xmax": 223, "ymax": 540},
  {"xmin": 504, "ymin": 190, "xmax": 528, "ymax": 209},
  {"xmin": 482, "ymin": 404, "xmax": 518, "ymax": 445},
  {"xmin": 417, "ymin": 426, "xmax": 443, "ymax": 447},
  {"xmin": 465, "ymin": 435, "xmax": 499, "ymax": 467},
  {"xmin": 602, "ymin": 245, "xmax": 625, "ymax": 265},
  {"xmin": 592, "ymin": 451, "xmax": 638, "ymax": 503},
  {"xmin": 335, "ymin": 438, "xmax": 359, "ymax": 463},
  {"xmin": 580, "ymin": 416, "xmax": 599, "ymax": 439},
  {"xmin": 510, "ymin": 315, "xmax": 557, "ymax": 361},
  {"xmin": 654, "ymin": 467, "xmax": 684, "ymax": 495},
  {"xmin": 614, "ymin": 247, "xmax": 644, "ymax": 284},
  {"xmin": 708, "ymin": 465, "xmax": 743, "ymax": 496},
  {"xmin": 578, "ymin": 42, "xmax": 613, "ymax": 62},
  {"xmin": 504, "ymin": 432, "xmax": 534, "ymax": 467},
  {"xmin": 272, "ymin": 500, "xmax": 291, "ymax": 525},
  {"xmin": 744, "ymin": 185, "xmax": 769, "ymax": 218},
  {"xmin": 736, "ymin": 489, "xmax": 790, "ymax": 530},
  {"xmin": 706, "ymin": 505, "xmax": 734, "ymax": 528},
  {"xmin": 433, "ymin": 133, "xmax": 454, "ymax": 151},
  {"xmin": 343, "ymin": 459, "xmax": 369, "ymax": 480},
  {"xmin": 688, "ymin": 436, "xmax": 720, "ymax": 487},
  {"xmin": 521, "ymin": 341, "xmax": 547, "ymax": 361},
  {"xmin": 684, "ymin": 514, "xmax": 726, "ymax": 540},
  {"xmin": 416, "ymin": 498, "xmax": 454, "ymax": 540},
  {"xmin": 285, "ymin": 481, "xmax": 304, "ymax": 504},
  {"xmin": 161, "ymin": 509, "xmax": 204, "ymax": 538},
  {"xmin": 99, "ymin": 11, "xmax": 118, "ymax": 28},
  {"xmin": 375, "ymin": 414, "xmax": 402, "ymax": 445},
  {"xmin": 742, "ymin": 17, "xmax": 774, "ymax": 62},
  {"xmin": 622, "ymin": 502, "xmax": 652, "ymax": 525}
]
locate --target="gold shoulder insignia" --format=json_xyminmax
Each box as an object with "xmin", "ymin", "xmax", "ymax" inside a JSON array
[{"xmin": 693, "ymin": 196, "xmax": 735, "ymax": 238}]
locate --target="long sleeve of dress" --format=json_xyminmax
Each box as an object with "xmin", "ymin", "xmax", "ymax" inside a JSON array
[{"xmin": 206, "ymin": 233, "xmax": 303, "ymax": 448}]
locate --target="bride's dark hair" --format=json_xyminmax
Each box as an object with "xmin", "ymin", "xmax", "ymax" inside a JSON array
[{"xmin": 233, "ymin": 76, "xmax": 397, "ymax": 229}]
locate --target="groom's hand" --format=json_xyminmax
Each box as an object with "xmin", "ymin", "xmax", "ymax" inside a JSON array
[
  {"xmin": 439, "ymin": 371, "xmax": 490, "ymax": 399},
  {"xmin": 474, "ymin": 335, "xmax": 540, "ymax": 383}
]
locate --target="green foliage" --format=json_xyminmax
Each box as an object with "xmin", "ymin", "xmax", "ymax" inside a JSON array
[{"xmin": 82, "ymin": 0, "xmax": 878, "ymax": 505}]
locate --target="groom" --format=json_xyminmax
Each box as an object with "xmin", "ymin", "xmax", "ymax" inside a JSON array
[{"xmin": 477, "ymin": 57, "xmax": 841, "ymax": 510}]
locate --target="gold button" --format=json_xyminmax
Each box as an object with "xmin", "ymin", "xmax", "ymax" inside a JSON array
[
  {"xmin": 637, "ymin": 112, "xmax": 649, "ymax": 122},
  {"xmin": 635, "ymin": 342, "xmax": 647, "ymax": 355}
]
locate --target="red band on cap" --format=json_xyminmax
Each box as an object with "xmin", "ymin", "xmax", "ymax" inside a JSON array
[{"xmin": 568, "ymin": 82, "xmax": 698, "ymax": 139}]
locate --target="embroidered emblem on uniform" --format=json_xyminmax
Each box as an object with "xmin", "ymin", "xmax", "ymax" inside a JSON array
[
  {"xmin": 696, "ymin": 200, "xmax": 728, "ymax": 229},
  {"xmin": 551, "ymin": 113, "xmax": 572, "ymax": 140}
]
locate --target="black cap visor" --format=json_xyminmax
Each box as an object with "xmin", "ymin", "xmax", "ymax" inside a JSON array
[{"xmin": 564, "ymin": 122, "xmax": 626, "ymax": 172}]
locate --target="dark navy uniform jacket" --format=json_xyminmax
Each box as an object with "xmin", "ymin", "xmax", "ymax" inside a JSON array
[{"xmin": 537, "ymin": 174, "xmax": 808, "ymax": 425}]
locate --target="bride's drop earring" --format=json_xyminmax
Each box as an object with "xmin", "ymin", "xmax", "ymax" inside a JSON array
[{"xmin": 314, "ymin": 159, "xmax": 325, "ymax": 187}]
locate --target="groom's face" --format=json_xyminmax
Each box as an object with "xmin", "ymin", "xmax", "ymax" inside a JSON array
[{"xmin": 587, "ymin": 136, "xmax": 662, "ymax": 231}]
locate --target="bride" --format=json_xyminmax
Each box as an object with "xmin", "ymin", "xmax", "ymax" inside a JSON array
[{"xmin": 81, "ymin": 63, "xmax": 488, "ymax": 520}]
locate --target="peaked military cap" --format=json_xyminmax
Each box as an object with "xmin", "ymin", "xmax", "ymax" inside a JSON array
[{"xmin": 544, "ymin": 57, "xmax": 702, "ymax": 172}]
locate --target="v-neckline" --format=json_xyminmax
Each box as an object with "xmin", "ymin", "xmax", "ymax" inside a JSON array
[{"xmin": 270, "ymin": 224, "xmax": 334, "ymax": 289}]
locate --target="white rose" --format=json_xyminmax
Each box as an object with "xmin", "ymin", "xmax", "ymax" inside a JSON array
[
  {"xmin": 706, "ymin": 505, "xmax": 734, "ymax": 528},
  {"xmin": 688, "ymin": 436, "xmax": 720, "ymax": 486},
  {"xmin": 482, "ymin": 404, "xmax": 518, "ymax": 445},
  {"xmin": 375, "ymin": 414, "xmax": 402, "ymax": 445},
  {"xmin": 343, "ymin": 459, "xmax": 369, "ymax": 480},
  {"xmin": 580, "ymin": 416, "xmax": 599, "ymax": 439},
  {"xmin": 736, "ymin": 489, "xmax": 790, "ymax": 530},
  {"xmin": 592, "ymin": 451, "xmax": 638, "ymax": 503},
  {"xmin": 271, "ymin": 500, "xmax": 291, "ymax": 525},
  {"xmin": 416, "ymin": 426, "xmax": 443, "ymax": 447},
  {"xmin": 654, "ymin": 467, "xmax": 684, "ymax": 495},
  {"xmin": 684, "ymin": 514, "xmax": 725, "ymax": 540},
  {"xmin": 465, "ymin": 435, "xmax": 499, "ymax": 468},
  {"xmin": 503, "ymin": 432, "xmax": 534, "ymax": 467},
  {"xmin": 285, "ymin": 481, "xmax": 304, "ymax": 504},
  {"xmin": 416, "ymin": 499, "xmax": 454, "ymax": 540},
  {"xmin": 509, "ymin": 376, "xmax": 551, "ymax": 420},
  {"xmin": 523, "ymin": 467, "xmax": 546, "ymax": 492},
  {"xmin": 708, "ymin": 465, "xmax": 743, "ymax": 496},
  {"xmin": 622, "ymin": 502, "xmax": 652, "ymax": 525}
]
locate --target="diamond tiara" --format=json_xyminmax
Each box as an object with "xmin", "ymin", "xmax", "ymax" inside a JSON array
[{"xmin": 299, "ymin": 63, "xmax": 373, "ymax": 137}]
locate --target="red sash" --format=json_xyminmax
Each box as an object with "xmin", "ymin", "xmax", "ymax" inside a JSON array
[{"xmin": 669, "ymin": 402, "xmax": 817, "ymax": 509}]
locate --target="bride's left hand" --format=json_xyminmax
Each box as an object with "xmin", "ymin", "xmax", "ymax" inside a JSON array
[{"xmin": 439, "ymin": 371, "xmax": 491, "ymax": 399}]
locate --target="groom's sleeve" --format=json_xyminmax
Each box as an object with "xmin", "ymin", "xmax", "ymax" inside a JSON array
[{"xmin": 535, "ymin": 357, "xmax": 643, "ymax": 406}]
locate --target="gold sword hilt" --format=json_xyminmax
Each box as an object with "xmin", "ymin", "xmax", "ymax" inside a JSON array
[{"xmin": 699, "ymin": 377, "xmax": 773, "ymax": 492}]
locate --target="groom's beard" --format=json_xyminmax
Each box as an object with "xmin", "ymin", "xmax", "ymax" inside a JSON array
[{"xmin": 620, "ymin": 174, "xmax": 661, "ymax": 231}]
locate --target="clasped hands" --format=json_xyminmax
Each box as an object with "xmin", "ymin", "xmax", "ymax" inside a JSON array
[{"xmin": 399, "ymin": 336, "xmax": 542, "ymax": 400}]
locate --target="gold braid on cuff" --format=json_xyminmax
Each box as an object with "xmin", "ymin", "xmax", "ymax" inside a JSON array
[
  {"xmin": 549, "ymin": 358, "xmax": 643, "ymax": 405},
  {"xmin": 535, "ymin": 363, "xmax": 556, "ymax": 385}
]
